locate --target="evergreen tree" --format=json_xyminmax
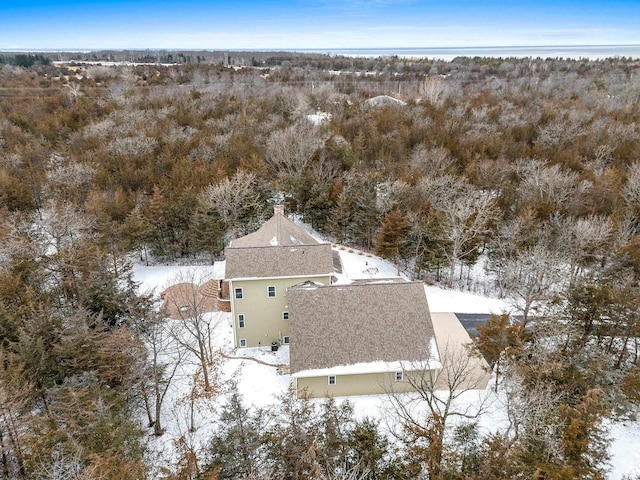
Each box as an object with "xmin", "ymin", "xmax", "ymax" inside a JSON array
[
  {"xmin": 204, "ymin": 383, "xmax": 265, "ymax": 479},
  {"xmin": 475, "ymin": 313, "xmax": 525, "ymax": 388},
  {"xmin": 190, "ymin": 203, "xmax": 227, "ymax": 263},
  {"xmin": 375, "ymin": 209, "xmax": 410, "ymax": 266}
]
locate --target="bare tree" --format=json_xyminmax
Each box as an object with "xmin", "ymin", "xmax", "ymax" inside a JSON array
[
  {"xmin": 414, "ymin": 176, "xmax": 498, "ymax": 285},
  {"xmin": 499, "ymin": 244, "xmax": 564, "ymax": 325},
  {"xmin": 410, "ymin": 145, "xmax": 455, "ymax": 177},
  {"xmin": 139, "ymin": 312, "xmax": 184, "ymax": 436},
  {"xmin": 106, "ymin": 134, "xmax": 158, "ymax": 157},
  {"xmin": 164, "ymin": 271, "xmax": 221, "ymax": 393},
  {"xmin": 375, "ymin": 179, "xmax": 408, "ymax": 214},
  {"xmin": 536, "ymin": 117, "xmax": 588, "ymax": 149},
  {"xmin": 419, "ymin": 75, "xmax": 449, "ymax": 107},
  {"xmin": 63, "ymin": 82, "xmax": 82, "ymax": 105},
  {"xmin": 308, "ymin": 150, "xmax": 339, "ymax": 184},
  {"xmin": 501, "ymin": 368, "xmax": 565, "ymax": 458},
  {"xmin": 199, "ymin": 170, "xmax": 261, "ymax": 237},
  {"xmin": 265, "ymin": 121, "xmax": 323, "ymax": 182},
  {"xmin": 515, "ymin": 158, "xmax": 579, "ymax": 211},
  {"xmin": 104, "ymin": 68, "xmax": 135, "ymax": 104},
  {"xmin": 624, "ymin": 160, "xmax": 640, "ymax": 214},
  {"xmin": 416, "ymin": 174, "xmax": 466, "ymax": 206},
  {"xmin": 439, "ymin": 190, "xmax": 497, "ymax": 287},
  {"xmin": 32, "ymin": 446, "xmax": 85, "ymax": 480},
  {"xmin": 387, "ymin": 341, "xmax": 490, "ymax": 480},
  {"xmin": 326, "ymin": 464, "xmax": 370, "ymax": 480},
  {"xmin": 46, "ymin": 162, "xmax": 95, "ymax": 205},
  {"xmin": 38, "ymin": 201, "xmax": 94, "ymax": 253},
  {"xmin": 554, "ymin": 215, "xmax": 613, "ymax": 283},
  {"xmin": 0, "ymin": 212, "xmax": 45, "ymax": 269}
]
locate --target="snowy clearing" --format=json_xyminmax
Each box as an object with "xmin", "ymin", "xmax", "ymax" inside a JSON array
[
  {"xmin": 132, "ymin": 263, "xmax": 224, "ymax": 295},
  {"xmin": 132, "ymin": 241, "xmax": 639, "ymax": 479}
]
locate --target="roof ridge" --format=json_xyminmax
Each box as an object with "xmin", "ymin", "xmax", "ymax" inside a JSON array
[
  {"xmin": 290, "ymin": 279, "xmax": 418, "ymax": 289},
  {"xmin": 228, "ymin": 208, "xmax": 321, "ymax": 248},
  {"xmin": 276, "ymin": 211, "xmax": 282, "ymax": 243},
  {"xmin": 227, "ymin": 243, "xmax": 329, "ymax": 250}
]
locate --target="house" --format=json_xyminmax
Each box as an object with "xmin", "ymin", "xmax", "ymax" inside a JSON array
[
  {"xmin": 430, "ymin": 312, "xmax": 491, "ymax": 391},
  {"xmin": 225, "ymin": 205, "xmax": 334, "ymax": 348},
  {"xmin": 287, "ymin": 279, "xmax": 440, "ymax": 398},
  {"xmin": 225, "ymin": 205, "xmax": 488, "ymax": 398}
]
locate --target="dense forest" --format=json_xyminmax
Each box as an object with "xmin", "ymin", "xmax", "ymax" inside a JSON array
[{"xmin": 1, "ymin": 53, "xmax": 640, "ymax": 479}]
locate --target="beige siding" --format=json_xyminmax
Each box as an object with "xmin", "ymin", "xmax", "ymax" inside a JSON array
[
  {"xmin": 230, "ymin": 276, "xmax": 331, "ymax": 348},
  {"xmin": 295, "ymin": 369, "xmax": 437, "ymax": 398}
]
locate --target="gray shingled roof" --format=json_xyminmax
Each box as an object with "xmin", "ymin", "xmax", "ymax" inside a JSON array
[
  {"xmin": 288, "ymin": 281, "xmax": 436, "ymax": 374},
  {"xmin": 225, "ymin": 244, "xmax": 334, "ymax": 279},
  {"xmin": 230, "ymin": 208, "xmax": 318, "ymax": 248},
  {"xmin": 225, "ymin": 207, "xmax": 334, "ymax": 279}
]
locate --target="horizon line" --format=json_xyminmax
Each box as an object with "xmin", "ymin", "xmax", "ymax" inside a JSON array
[{"xmin": 2, "ymin": 43, "xmax": 640, "ymax": 53}]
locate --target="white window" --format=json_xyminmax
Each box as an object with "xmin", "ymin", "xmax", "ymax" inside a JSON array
[
  {"xmin": 395, "ymin": 371, "xmax": 404, "ymax": 382},
  {"xmin": 283, "ymin": 336, "xmax": 290, "ymax": 344},
  {"xmin": 282, "ymin": 311, "xmax": 289, "ymax": 321},
  {"xmin": 234, "ymin": 287, "xmax": 243, "ymax": 299},
  {"xmin": 328, "ymin": 375, "xmax": 336, "ymax": 385},
  {"xmin": 239, "ymin": 338, "xmax": 247, "ymax": 347},
  {"xmin": 267, "ymin": 285, "xmax": 276, "ymax": 298},
  {"xmin": 238, "ymin": 314, "xmax": 245, "ymax": 328}
]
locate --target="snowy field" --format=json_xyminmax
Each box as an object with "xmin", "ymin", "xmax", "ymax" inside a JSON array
[{"xmin": 132, "ymin": 245, "xmax": 640, "ymax": 479}]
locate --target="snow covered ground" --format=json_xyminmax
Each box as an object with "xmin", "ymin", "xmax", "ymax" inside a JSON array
[
  {"xmin": 133, "ymin": 265, "xmax": 210, "ymax": 295},
  {"xmin": 306, "ymin": 111, "xmax": 332, "ymax": 125},
  {"xmin": 132, "ymin": 243, "xmax": 639, "ymax": 479},
  {"xmin": 334, "ymin": 245, "xmax": 509, "ymax": 313},
  {"xmin": 132, "ymin": 262, "xmax": 225, "ymax": 296},
  {"xmin": 609, "ymin": 420, "xmax": 640, "ymax": 479}
]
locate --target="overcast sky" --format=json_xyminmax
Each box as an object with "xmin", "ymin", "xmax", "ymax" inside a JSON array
[{"xmin": 1, "ymin": 0, "xmax": 639, "ymax": 50}]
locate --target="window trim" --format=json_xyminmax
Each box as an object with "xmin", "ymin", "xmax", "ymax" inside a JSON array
[
  {"xmin": 282, "ymin": 311, "xmax": 289, "ymax": 321},
  {"xmin": 283, "ymin": 336, "xmax": 290, "ymax": 344},
  {"xmin": 239, "ymin": 338, "xmax": 247, "ymax": 347},
  {"xmin": 234, "ymin": 287, "xmax": 244, "ymax": 299},
  {"xmin": 238, "ymin": 313, "xmax": 245, "ymax": 329},
  {"xmin": 267, "ymin": 285, "xmax": 276, "ymax": 298},
  {"xmin": 395, "ymin": 371, "xmax": 404, "ymax": 382},
  {"xmin": 328, "ymin": 375, "xmax": 336, "ymax": 385}
]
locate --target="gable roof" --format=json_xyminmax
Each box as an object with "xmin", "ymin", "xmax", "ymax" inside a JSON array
[
  {"xmin": 225, "ymin": 244, "xmax": 334, "ymax": 279},
  {"xmin": 288, "ymin": 281, "xmax": 437, "ymax": 375},
  {"xmin": 229, "ymin": 206, "xmax": 318, "ymax": 248},
  {"xmin": 225, "ymin": 206, "xmax": 334, "ymax": 279}
]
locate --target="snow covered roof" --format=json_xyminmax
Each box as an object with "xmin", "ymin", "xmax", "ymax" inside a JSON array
[
  {"xmin": 288, "ymin": 281, "xmax": 436, "ymax": 375},
  {"xmin": 291, "ymin": 338, "xmax": 441, "ymax": 377},
  {"xmin": 364, "ymin": 95, "xmax": 407, "ymax": 108},
  {"xmin": 225, "ymin": 205, "xmax": 334, "ymax": 279}
]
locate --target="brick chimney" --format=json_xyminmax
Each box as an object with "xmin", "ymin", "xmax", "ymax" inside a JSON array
[{"xmin": 273, "ymin": 204, "xmax": 285, "ymax": 216}]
